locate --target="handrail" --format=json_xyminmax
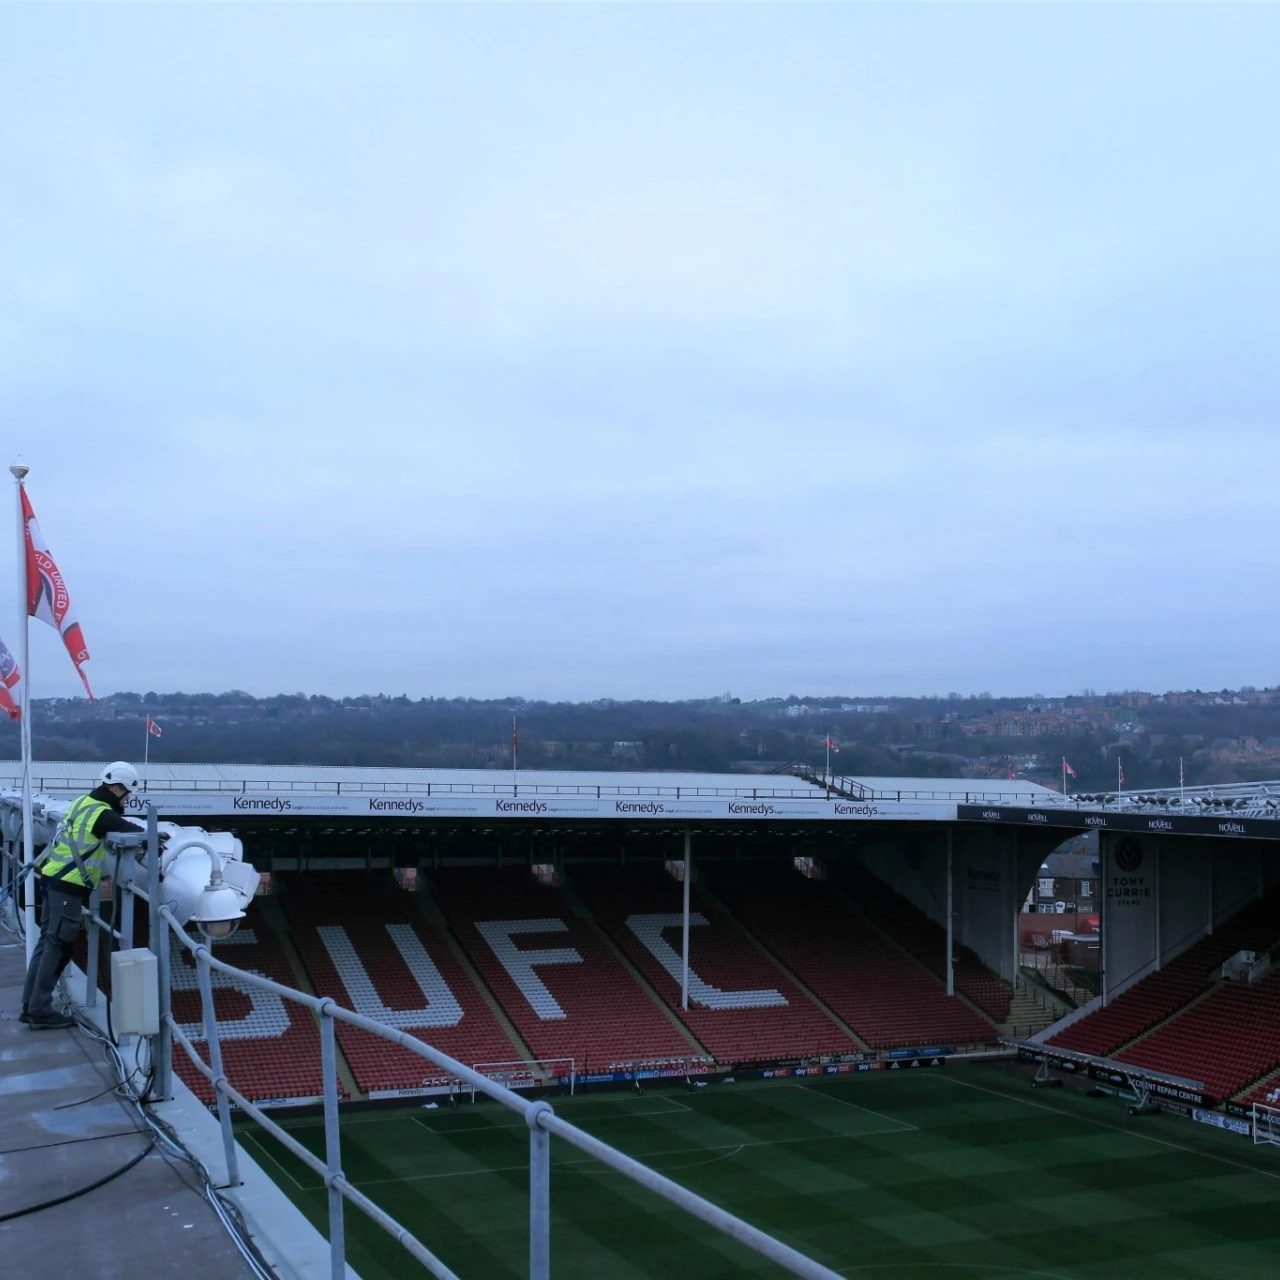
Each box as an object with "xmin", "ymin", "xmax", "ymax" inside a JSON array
[
  {"xmin": 0, "ymin": 816, "xmax": 846, "ymax": 1279},
  {"xmin": 155, "ymin": 903, "xmax": 844, "ymax": 1280}
]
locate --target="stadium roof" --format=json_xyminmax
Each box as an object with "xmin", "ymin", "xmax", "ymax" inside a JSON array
[
  {"xmin": 0, "ymin": 761, "xmax": 1056, "ymax": 799},
  {"xmin": 0, "ymin": 762, "xmax": 1059, "ymax": 825}
]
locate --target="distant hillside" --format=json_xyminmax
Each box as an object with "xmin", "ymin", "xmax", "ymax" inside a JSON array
[{"xmin": 3, "ymin": 687, "xmax": 1279, "ymax": 789}]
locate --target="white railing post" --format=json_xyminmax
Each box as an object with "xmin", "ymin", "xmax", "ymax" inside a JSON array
[
  {"xmin": 196, "ymin": 946, "xmax": 241, "ymax": 1187},
  {"xmin": 527, "ymin": 1101, "xmax": 553, "ymax": 1280},
  {"xmin": 319, "ymin": 1005, "xmax": 346, "ymax": 1280}
]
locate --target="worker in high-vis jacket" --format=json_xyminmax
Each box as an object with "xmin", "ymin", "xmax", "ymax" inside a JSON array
[{"xmin": 20, "ymin": 762, "xmax": 145, "ymax": 1029}]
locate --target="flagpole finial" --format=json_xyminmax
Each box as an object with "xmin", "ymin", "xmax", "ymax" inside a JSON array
[{"xmin": 9, "ymin": 462, "xmax": 29, "ymax": 481}]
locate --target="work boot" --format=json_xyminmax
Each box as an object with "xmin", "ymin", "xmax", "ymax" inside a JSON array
[
  {"xmin": 27, "ymin": 1012, "xmax": 75, "ymax": 1030},
  {"xmin": 19, "ymin": 1006, "xmax": 31, "ymax": 1024}
]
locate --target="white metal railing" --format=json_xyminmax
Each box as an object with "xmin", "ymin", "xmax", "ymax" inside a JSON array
[
  {"xmin": 0, "ymin": 775, "xmax": 833, "ymax": 801},
  {"xmin": 0, "ymin": 804, "xmax": 844, "ymax": 1280}
]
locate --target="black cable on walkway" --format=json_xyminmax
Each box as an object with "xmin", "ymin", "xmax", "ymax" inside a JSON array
[{"xmin": 0, "ymin": 1137, "xmax": 156, "ymax": 1223}]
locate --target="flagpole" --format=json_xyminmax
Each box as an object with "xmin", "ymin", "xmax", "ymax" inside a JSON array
[
  {"xmin": 144, "ymin": 720, "xmax": 150, "ymax": 769},
  {"xmin": 512, "ymin": 714, "xmax": 517, "ymax": 793},
  {"xmin": 11, "ymin": 463, "xmax": 36, "ymax": 963},
  {"xmin": 1062, "ymin": 757, "xmax": 1067, "ymax": 796},
  {"xmin": 825, "ymin": 732, "xmax": 830, "ymax": 782}
]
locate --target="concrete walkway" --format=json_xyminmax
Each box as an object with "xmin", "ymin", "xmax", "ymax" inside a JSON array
[{"xmin": 0, "ymin": 933, "xmax": 256, "ymax": 1279}]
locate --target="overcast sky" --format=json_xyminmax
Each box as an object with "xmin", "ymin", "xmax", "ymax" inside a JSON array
[{"xmin": 2, "ymin": 5, "xmax": 1277, "ymax": 702}]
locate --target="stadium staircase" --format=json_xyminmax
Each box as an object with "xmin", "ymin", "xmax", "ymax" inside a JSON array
[
  {"xmin": 1047, "ymin": 888, "xmax": 1280, "ymax": 1060},
  {"xmin": 1002, "ymin": 981, "xmax": 1066, "ymax": 1040},
  {"xmin": 571, "ymin": 864, "xmax": 861, "ymax": 1064},
  {"xmin": 704, "ymin": 864, "xmax": 998, "ymax": 1051}
]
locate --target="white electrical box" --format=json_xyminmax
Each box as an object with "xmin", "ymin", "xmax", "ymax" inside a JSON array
[{"xmin": 111, "ymin": 948, "xmax": 160, "ymax": 1036}]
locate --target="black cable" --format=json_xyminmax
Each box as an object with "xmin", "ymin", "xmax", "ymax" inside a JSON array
[
  {"xmin": 0, "ymin": 1136, "xmax": 155, "ymax": 1223},
  {"xmin": 0, "ymin": 1129, "xmax": 145, "ymax": 1157},
  {"xmin": 54, "ymin": 1070, "xmax": 144, "ymax": 1110}
]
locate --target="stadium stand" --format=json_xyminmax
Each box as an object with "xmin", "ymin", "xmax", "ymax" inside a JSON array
[
  {"xmin": 1116, "ymin": 969, "xmax": 1280, "ymax": 1101},
  {"xmin": 1240, "ymin": 1071, "xmax": 1280, "ymax": 1111},
  {"xmin": 839, "ymin": 863, "xmax": 1013, "ymax": 1022},
  {"xmin": 1048, "ymin": 889, "xmax": 1280, "ymax": 1058},
  {"xmin": 281, "ymin": 873, "xmax": 519, "ymax": 1095},
  {"xmin": 710, "ymin": 864, "xmax": 998, "ymax": 1049},
  {"xmin": 168, "ymin": 901, "xmax": 324, "ymax": 1104},
  {"xmin": 430, "ymin": 867, "xmax": 693, "ymax": 1072},
  {"xmin": 571, "ymin": 864, "xmax": 859, "ymax": 1063}
]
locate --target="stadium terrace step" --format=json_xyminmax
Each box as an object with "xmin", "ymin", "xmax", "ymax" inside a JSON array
[
  {"xmin": 706, "ymin": 865, "xmax": 997, "ymax": 1052},
  {"xmin": 571, "ymin": 864, "xmax": 861, "ymax": 1064},
  {"xmin": 1116, "ymin": 967, "xmax": 1280, "ymax": 1101},
  {"xmin": 1048, "ymin": 887, "xmax": 1280, "ymax": 1060},
  {"xmin": 840, "ymin": 893, "xmax": 1003, "ymax": 1034},
  {"xmin": 1236, "ymin": 1061, "xmax": 1280, "ymax": 1110},
  {"xmin": 280, "ymin": 872, "xmax": 521, "ymax": 1096},
  {"xmin": 835, "ymin": 863, "xmax": 1014, "ymax": 1023},
  {"xmin": 259, "ymin": 893, "xmax": 364, "ymax": 1101},
  {"xmin": 1000, "ymin": 983, "xmax": 1065, "ymax": 1039},
  {"xmin": 695, "ymin": 880, "xmax": 872, "ymax": 1053},
  {"xmin": 432, "ymin": 867, "xmax": 696, "ymax": 1074},
  {"xmin": 556, "ymin": 882, "xmax": 712, "ymax": 1060},
  {"xmin": 415, "ymin": 882, "xmax": 539, "ymax": 1066},
  {"xmin": 168, "ymin": 899, "xmax": 327, "ymax": 1106}
]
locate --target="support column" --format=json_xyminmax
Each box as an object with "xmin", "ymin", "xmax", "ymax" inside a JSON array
[
  {"xmin": 1154, "ymin": 840, "xmax": 1162, "ymax": 970},
  {"xmin": 681, "ymin": 829, "xmax": 691, "ymax": 1011},
  {"xmin": 1100, "ymin": 833, "xmax": 1109, "ymax": 1006},
  {"xmin": 1010, "ymin": 828, "xmax": 1020, "ymax": 985},
  {"xmin": 1207, "ymin": 849, "xmax": 1214, "ymax": 936},
  {"xmin": 945, "ymin": 829, "xmax": 954, "ymax": 997}
]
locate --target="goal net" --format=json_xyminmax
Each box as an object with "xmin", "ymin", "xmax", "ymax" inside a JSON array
[
  {"xmin": 1251, "ymin": 1102, "xmax": 1280, "ymax": 1148},
  {"xmin": 462, "ymin": 1058, "xmax": 576, "ymax": 1103}
]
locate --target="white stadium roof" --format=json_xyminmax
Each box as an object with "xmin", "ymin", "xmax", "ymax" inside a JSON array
[
  {"xmin": 0, "ymin": 762, "xmax": 1061, "ymax": 826},
  {"xmin": 0, "ymin": 761, "xmax": 1055, "ymax": 801}
]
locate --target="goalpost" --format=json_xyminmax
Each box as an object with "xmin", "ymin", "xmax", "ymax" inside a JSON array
[
  {"xmin": 1251, "ymin": 1102, "xmax": 1280, "ymax": 1148},
  {"xmin": 462, "ymin": 1058, "xmax": 576, "ymax": 1103}
]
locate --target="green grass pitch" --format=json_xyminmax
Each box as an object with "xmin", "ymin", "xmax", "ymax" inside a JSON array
[{"xmin": 242, "ymin": 1066, "xmax": 1280, "ymax": 1279}]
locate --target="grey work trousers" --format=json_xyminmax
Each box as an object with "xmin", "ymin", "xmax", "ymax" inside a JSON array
[{"xmin": 21, "ymin": 884, "xmax": 88, "ymax": 1018}]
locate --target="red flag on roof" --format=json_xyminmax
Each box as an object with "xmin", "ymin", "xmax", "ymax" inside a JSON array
[
  {"xmin": 146, "ymin": 718, "xmax": 163, "ymax": 738},
  {"xmin": 21, "ymin": 486, "xmax": 93, "ymax": 699},
  {"xmin": 826, "ymin": 735, "xmax": 839, "ymax": 753},
  {"xmin": 0, "ymin": 632, "xmax": 19, "ymax": 720},
  {"xmin": 1063, "ymin": 759, "xmax": 1078, "ymax": 779}
]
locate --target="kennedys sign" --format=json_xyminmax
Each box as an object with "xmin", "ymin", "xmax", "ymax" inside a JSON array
[
  {"xmin": 958, "ymin": 804, "xmax": 1280, "ymax": 842},
  {"xmin": 94, "ymin": 792, "xmax": 963, "ymax": 823}
]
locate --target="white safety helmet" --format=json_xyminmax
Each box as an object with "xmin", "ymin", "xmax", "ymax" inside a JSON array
[{"xmin": 100, "ymin": 761, "xmax": 140, "ymax": 794}]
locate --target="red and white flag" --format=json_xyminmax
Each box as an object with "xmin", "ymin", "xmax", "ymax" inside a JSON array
[
  {"xmin": 1063, "ymin": 759, "xmax": 1078, "ymax": 779},
  {"xmin": 146, "ymin": 718, "xmax": 163, "ymax": 739},
  {"xmin": 21, "ymin": 487, "xmax": 93, "ymax": 698},
  {"xmin": 826, "ymin": 735, "xmax": 840, "ymax": 753},
  {"xmin": 0, "ymin": 632, "xmax": 19, "ymax": 721}
]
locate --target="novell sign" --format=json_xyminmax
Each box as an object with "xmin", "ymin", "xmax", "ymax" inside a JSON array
[{"xmin": 112, "ymin": 791, "xmax": 960, "ymax": 823}]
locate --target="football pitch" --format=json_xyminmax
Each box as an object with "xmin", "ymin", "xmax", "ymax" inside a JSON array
[{"xmin": 242, "ymin": 1066, "xmax": 1280, "ymax": 1280}]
